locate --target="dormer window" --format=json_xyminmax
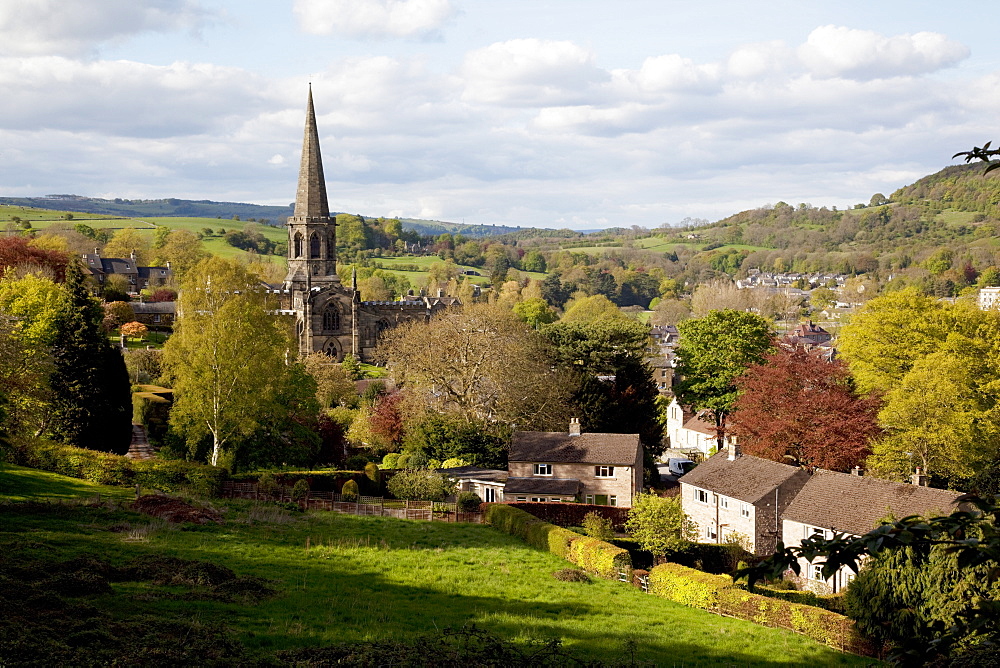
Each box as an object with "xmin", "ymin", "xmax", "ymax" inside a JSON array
[{"xmin": 533, "ymin": 464, "xmax": 552, "ymax": 476}]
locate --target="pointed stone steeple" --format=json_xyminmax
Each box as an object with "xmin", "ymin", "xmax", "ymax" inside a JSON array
[{"xmin": 294, "ymin": 85, "xmax": 330, "ymax": 220}]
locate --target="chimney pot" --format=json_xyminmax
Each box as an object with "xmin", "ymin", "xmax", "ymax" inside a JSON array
[
  {"xmin": 910, "ymin": 466, "xmax": 928, "ymax": 487},
  {"xmin": 727, "ymin": 442, "xmax": 740, "ymax": 461},
  {"xmin": 568, "ymin": 417, "xmax": 581, "ymax": 437},
  {"xmin": 851, "ymin": 466, "xmax": 863, "ymax": 476}
]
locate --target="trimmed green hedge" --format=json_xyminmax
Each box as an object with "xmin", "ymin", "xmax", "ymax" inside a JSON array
[
  {"xmin": 754, "ymin": 585, "xmax": 847, "ymax": 614},
  {"xmin": 13, "ymin": 439, "xmax": 226, "ymax": 496},
  {"xmin": 484, "ymin": 504, "xmax": 631, "ymax": 579},
  {"xmin": 647, "ymin": 563, "xmax": 872, "ymax": 655},
  {"xmin": 226, "ymin": 470, "xmax": 374, "ymax": 495}
]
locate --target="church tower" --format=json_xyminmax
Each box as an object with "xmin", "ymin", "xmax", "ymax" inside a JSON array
[{"xmin": 285, "ymin": 85, "xmax": 338, "ymax": 285}]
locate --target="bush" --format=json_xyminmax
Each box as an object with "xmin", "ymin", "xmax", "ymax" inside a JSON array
[
  {"xmin": 364, "ymin": 462, "xmax": 379, "ymax": 485},
  {"xmin": 484, "ymin": 504, "xmax": 631, "ymax": 579},
  {"xmin": 456, "ymin": 491, "xmax": 482, "ymax": 512},
  {"xmin": 647, "ymin": 563, "xmax": 870, "ymax": 654},
  {"xmin": 395, "ymin": 453, "xmax": 411, "ymax": 469},
  {"xmin": 341, "ymin": 479, "xmax": 359, "ymax": 502},
  {"xmin": 582, "ymin": 511, "xmax": 614, "ymax": 541},
  {"xmin": 257, "ymin": 472, "xmax": 280, "ymax": 499},
  {"xmin": 387, "ymin": 468, "xmax": 455, "ymax": 501},
  {"xmin": 440, "ymin": 457, "xmax": 469, "ymax": 469},
  {"xmin": 290, "ymin": 479, "xmax": 310, "ymax": 501},
  {"xmin": 381, "ymin": 453, "xmax": 400, "ymax": 469},
  {"xmin": 344, "ymin": 454, "xmax": 372, "ymax": 470},
  {"xmin": 553, "ymin": 568, "xmax": 591, "ymax": 583}
]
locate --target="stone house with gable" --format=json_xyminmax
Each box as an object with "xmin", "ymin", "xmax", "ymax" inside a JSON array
[
  {"xmin": 782, "ymin": 468, "xmax": 964, "ymax": 593},
  {"xmin": 81, "ymin": 250, "xmax": 173, "ymax": 295},
  {"xmin": 665, "ymin": 397, "xmax": 721, "ymax": 456},
  {"xmin": 679, "ymin": 447, "xmax": 810, "ymax": 554},
  {"xmin": 505, "ymin": 419, "xmax": 643, "ymax": 507}
]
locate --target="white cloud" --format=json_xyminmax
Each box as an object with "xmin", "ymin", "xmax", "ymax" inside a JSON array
[
  {"xmin": 268, "ymin": 154, "xmax": 286, "ymax": 165},
  {"xmin": 0, "ymin": 0, "xmax": 212, "ymax": 56},
  {"xmin": 798, "ymin": 25, "xmax": 969, "ymax": 79},
  {"xmin": 461, "ymin": 39, "xmax": 607, "ymax": 106},
  {"xmin": 629, "ymin": 54, "xmax": 720, "ymax": 92},
  {"xmin": 293, "ymin": 0, "xmax": 456, "ymax": 38}
]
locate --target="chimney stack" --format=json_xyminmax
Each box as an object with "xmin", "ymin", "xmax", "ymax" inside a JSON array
[
  {"xmin": 727, "ymin": 441, "xmax": 740, "ymax": 461},
  {"xmin": 851, "ymin": 466, "xmax": 863, "ymax": 477},
  {"xmin": 568, "ymin": 417, "xmax": 581, "ymax": 437},
  {"xmin": 911, "ymin": 467, "xmax": 928, "ymax": 487}
]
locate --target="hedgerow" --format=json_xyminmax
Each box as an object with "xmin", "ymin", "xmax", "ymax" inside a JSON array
[
  {"xmin": 484, "ymin": 504, "xmax": 631, "ymax": 579},
  {"xmin": 647, "ymin": 563, "xmax": 872, "ymax": 655},
  {"xmin": 12, "ymin": 438, "xmax": 226, "ymax": 495}
]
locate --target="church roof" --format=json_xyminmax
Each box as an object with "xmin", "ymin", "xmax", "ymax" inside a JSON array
[{"xmin": 292, "ymin": 86, "xmax": 330, "ymax": 220}]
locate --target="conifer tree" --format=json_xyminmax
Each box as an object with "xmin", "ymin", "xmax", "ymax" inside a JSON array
[{"xmin": 48, "ymin": 262, "xmax": 131, "ymax": 453}]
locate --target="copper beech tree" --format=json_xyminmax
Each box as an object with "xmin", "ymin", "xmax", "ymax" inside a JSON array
[{"xmin": 727, "ymin": 346, "xmax": 882, "ymax": 471}]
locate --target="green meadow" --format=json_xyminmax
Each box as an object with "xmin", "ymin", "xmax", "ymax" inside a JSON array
[{"xmin": 0, "ymin": 465, "xmax": 872, "ymax": 665}]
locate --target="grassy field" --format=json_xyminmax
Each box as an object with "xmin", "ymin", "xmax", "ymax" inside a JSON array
[
  {"xmin": 0, "ymin": 464, "xmax": 135, "ymax": 501},
  {"xmin": 0, "ymin": 203, "xmax": 122, "ymax": 224},
  {"xmin": 0, "ymin": 466, "xmax": 871, "ymax": 665}
]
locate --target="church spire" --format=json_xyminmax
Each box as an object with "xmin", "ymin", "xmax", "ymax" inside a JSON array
[{"xmin": 293, "ymin": 85, "xmax": 330, "ymax": 219}]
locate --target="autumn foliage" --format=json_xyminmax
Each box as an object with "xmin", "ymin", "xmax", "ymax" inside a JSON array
[
  {"xmin": 728, "ymin": 346, "xmax": 882, "ymax": 471},
  {"xmin": 0, "ymin": 236, "xmax": 69, "ymax": 281}
]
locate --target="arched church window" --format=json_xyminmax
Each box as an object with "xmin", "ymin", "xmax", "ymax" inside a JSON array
[
  {"xmin": 293, "ymin": 232, "xmax": 303, "ymax": 258},
  {"xmin": 310, "ymin": 233, "xmax": 321, "ymax": 258},
  {"xmin": 323, "ymin": 307, "xmax": 340, "ymax": 331},
  {"xmin": 375, "ymin": 319, "xmax": 391, "ymax": 334}
]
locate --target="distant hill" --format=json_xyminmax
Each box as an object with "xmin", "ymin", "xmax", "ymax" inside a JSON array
[{"xmin": 0, "ymin": 195, "xmax": 533, "ymax": 238}]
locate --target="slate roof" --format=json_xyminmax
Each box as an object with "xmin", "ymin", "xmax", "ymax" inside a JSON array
[
  {"xmin": 132, "ymin": 301, "xmax": 175, "ymax": 314},
  {"xmin": 680, "ymin": 451, "xmax": 808, "ymax": 504},
  {"xmin": 783, "ymin": 470, "xmax": 965, "ymax": 537},
  {"xmin": 504, "ymin": 477, "xmax": 581, "ymax": 495},
  {"xmin": 137, "ymin": 266, "xmax": 172, "ymax": 280},
  {"xmin": 437, "ymin": 466, "xmax": 508, "ymax": 484},
  {"xmin": 509, "ymin": 431, "xmax": 640, "ymax": 466}
]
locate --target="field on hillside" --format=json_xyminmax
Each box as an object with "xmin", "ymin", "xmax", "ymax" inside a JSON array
[
  {"xmin": 0, "ymin": 204, "xmax": 122, "ymax": 224},
  {"xmin": 0, "ymin": 467, "xmax": 870, "ymax": 666},
  {"xmin": 375, "ymin": 255, "xmax": 546, "ymax": 283}
]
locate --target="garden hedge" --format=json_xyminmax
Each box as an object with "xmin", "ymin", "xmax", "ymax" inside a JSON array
[
  {"xmin": 227, "ymin": 470, "xmax": 375, "ymax": 494},
  {"xmin": 484, "ymin": 504, "xmax": 631, "ymax": 579},
  {"xmin": 12, "ymin": 439, "xmax": 226, "ymax": 496},
  {"xmin": 505, "ymin": 501, "xmax": 630, "ymax": 530},
  {"xmin": 647, "ymin": 563, "xmax": 872, "ymax": 655}
]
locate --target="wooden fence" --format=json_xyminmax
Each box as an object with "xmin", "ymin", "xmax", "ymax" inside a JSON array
[{"xmin": 220, "ymin": 482, "xmax": 482, "ymax": 523}]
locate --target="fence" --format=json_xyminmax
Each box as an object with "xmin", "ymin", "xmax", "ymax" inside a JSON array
[{"xmin": 220, "ymin": 481, "xmax": 482, "ymax": 523}]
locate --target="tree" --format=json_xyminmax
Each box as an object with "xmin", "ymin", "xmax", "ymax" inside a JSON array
[
  {"xmin": 0, "ymin": 236, "xmax": 68, "ymax": 280},
  {"xmin": 650, "ymin": 298, "xmax": 691, "ymax": 326},
  {"xmin": 738, "ymin": 495, "xmax": 1000, "ymax": 664},
  {"xmin": 386, "ymin": 468, "xmax": 456, "ymax": 501},
  {"xmin": 120, "ymin": 321, "xmax": 148, "ymax": 341},
  {"xmin": 809, "ymin": 287, "xmax": 837, "ymax": 311},
  {"xmin": 153, "ymin": 229, "xmax": 207, "ymax": 278},
  {"xmin": 402, "ymin": 412, "xmax": 510, "ymax": 469},
  {"xmin": 624, "ymin": 493, "xmax": 696, "ymax": 556},
  {"xmin": 47, "ymin": 263, "xmax": 131, "ymax": 453},
  {"xmin": 302, "ymin": 352, "xmax": 357, "ymax": 408},
  {"xmin": 674, "ymin": 310, "xmax": 774, "ymax": 449},
  {"xmin": 561, "ymin": 294, "xmax": 626, "ymax": 324},
  {"xmin": 512, "ymin": 297, "xmax": 557, "ymax": 328},
  {"xmin": 102, "ymin": 228, "xmax": 151, "ymax": 265},
  {"xmin": 543, "ymin": 319, "xmax": 649, "ymax": 374},
  {"xmin": 728, "ymin": 347, "xmax": 882, "ymax": 471},
  {"xmin": 102, "ymin": 301, "xmax": 135, "ymax": 332},
  {"xmin": 521, "ymin": 250, "xmax": 546, "ymax": 273},
  {"xmin": 162, "ymin": 257, "xmax": 295, "ymax": 467},
  {"xmin": 377, "ymin": 302, "xmax": 570, "ymax": 430}
]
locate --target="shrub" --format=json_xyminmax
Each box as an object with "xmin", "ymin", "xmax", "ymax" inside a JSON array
[
  {"xmin": 364, "ymin": 461, "xmax": 379, "ymax": 484},
  {"xmin": 648, "ymin": 563, "xmax": 731, "ymax": 608},
  {"xmin": 440, "ymin": 457, "xmax": 468, "ymax": 469},
  {"xmin": 381, "ymin": 453, "xmax": 400, "ymax": 469},
  {"xmin": 387, "ymin": 468, "xmax": 455, "ymax": 501},
  {"xmin": 344, "ymin": 454, "xmax": 371, "ymax": 470},
  {"xmin": 553, "ymin": 568, "xmax": 590, "ymax": 583},
  {"xmin": 341, "ymin": 479, "xmax": 359, "ymax": 502},
  {"xmin": 484, "ymin": 504, "xmax": 631, "ymax": 579},
  {"xmin": 582, "ymin": 511, "xmax": 614, "ymax": 541},
  {"xmin": 395, "ymin": 453, "xmax": 411, "ymax": 469},
  {"xmin": 456, "ymin": 491, "xmax": 482, "ymax": 512},
  {"xmin": 625, "ymin": 493, "xmax": 697, "ymax": 556},
  {"xmin": 290, "ymin": 479, "xmax": 310, "ymax": 501},
  {"xmin": 257, "ymin": 472, "xmax": 280, "ymax": 499}
]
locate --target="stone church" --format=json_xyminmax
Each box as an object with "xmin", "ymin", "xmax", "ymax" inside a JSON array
[{"xmin": 277, "ymin": 88, "xmax": 457, "ymax": 362}]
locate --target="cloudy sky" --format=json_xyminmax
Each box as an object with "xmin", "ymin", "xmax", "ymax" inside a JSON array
[{"xmin": 1, "ymin": 1, "xmax": 997, "ymax": 229}]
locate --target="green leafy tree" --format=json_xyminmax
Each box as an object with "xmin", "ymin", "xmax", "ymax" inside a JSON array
[
  {"xmin": 582, "ymin": 511, "xmax": 614, "ymax": 541},
  {"xmin": 674, "ymin": 310, "xmax": 774, "ymax": 449},
  {"xmin": 48, "ymin": 263, "xmax": 131, "ymax": 453},
  {"xmin": 624, "ymin": 493, "xmax": 696, "ymax": 556},
  {"xmin": 162, "ymin": 257, "xmax": 295, "ymax": 467},
  {"xmin": 560, "ymin": 294, "xmax": 626, "ymax": 324},
  {"xmin": 512, "ymin": 297, "xmax": 557, "ymax": 328},
  {"xmin": 303, "ymin": 352, "xmax": 357, "ymax": 408},
  {"xmin": 386, "ymin": 468, "xmax": 456, "ymax": 501},
  {"xmin": 521, "ymin": 250, "xmax": 546, "ymax": 273},
  {"xmin": 153, "ymin": 229, "xmax": 207, "ymax": 278}
]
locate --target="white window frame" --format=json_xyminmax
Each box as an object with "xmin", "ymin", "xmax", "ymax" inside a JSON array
[
  {"xmin": 549, "ymin": 497, "xmax": 561, "ymax": 503},
  {"xmin": 484, "ymin": 488, "xmax": 496, "ymax": 503},
  {"xmin": 515, "ymin": 496, "xmax": 526, "ymax": 502},
  {"xmin": 704, "ymin": 524, "xmax": 717, "ymax": 540},
  {"xmin": 594, "ymin": 465, "xmax": 615, "ymax": 478},
  {"xmin": 810, "ymin": 563, "xmax": 825, "ymax": 581},
  {"xmin": 740, "ymin": 503, "xmax": 751, "ymax": 518},
  {"xmin": 609, "ymin": 495, "xmax": 617, "ymax": 507},
  {"xmin": 530, "ymin": 497, "xmax": 546, "ymax": 503},
  {"xmin": 533, "ymin": 463, "xmax": 552, "ymax": 476},
  {"xmin": 585, "ymin": 494, "xmax": 594, "ymax": 504},
  {"xmin": 719, "ymin": 497, "xmax": 729, "ymax": 510},
  {"xmin": 694, "ymin": 489, "xmax": 710, "ymax": 504}
]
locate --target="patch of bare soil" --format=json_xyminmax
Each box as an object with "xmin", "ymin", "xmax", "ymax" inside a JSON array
[{"xmin": 130, "ymin": 495, "xmax": 223, "ymax": 525}]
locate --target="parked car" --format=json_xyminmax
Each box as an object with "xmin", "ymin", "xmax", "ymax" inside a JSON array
[{"xmin": 667, "ymin": 458, "xmax": 696, "ymax": 477}]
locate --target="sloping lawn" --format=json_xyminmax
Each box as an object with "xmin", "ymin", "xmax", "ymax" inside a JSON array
[
  {"xmin": 0, "ymin": 463, "xmax": 135, "ymax": 502},
  {"xmin": 0, "ymin": 473, "xmax": 874, "ymax": 665}
]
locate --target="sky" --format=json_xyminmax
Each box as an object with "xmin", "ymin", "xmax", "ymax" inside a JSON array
[{"xmin": 1, "ymin": 1, "xmax": 999, "ymax": 230}]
